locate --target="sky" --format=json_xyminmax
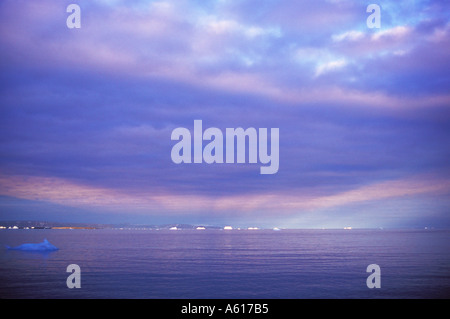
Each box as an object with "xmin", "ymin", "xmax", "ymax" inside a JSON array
[{"xmin": 0, "ymin": 0, "xmax": 449, "ymax": 228}]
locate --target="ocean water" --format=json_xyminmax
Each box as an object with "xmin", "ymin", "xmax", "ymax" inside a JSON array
[{"xmin": 0, "ymin": 229, "xmax": 449, "ymax": 299}]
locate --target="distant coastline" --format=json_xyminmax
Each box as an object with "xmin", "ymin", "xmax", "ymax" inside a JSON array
[
  {"xmin": 0, "ymin": 220, "xmax": 108, "ymax": 230},
  {"xmin": 0, "ymin": 220, "xmax": 442, "ymax": 231},
  {"xmin": 0, "ymin": 220, "xmax": 225, "ymax": 231}
]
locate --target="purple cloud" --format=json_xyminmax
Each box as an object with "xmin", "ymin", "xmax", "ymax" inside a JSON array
[{"xmin": 0, "ymin": 0, "xmax": 449, "ymax": 228}]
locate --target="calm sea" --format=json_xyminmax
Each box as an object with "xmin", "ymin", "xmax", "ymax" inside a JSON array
[{"xmin": 0, "ymin": 229, "xmax": 449, "ymax": 299}]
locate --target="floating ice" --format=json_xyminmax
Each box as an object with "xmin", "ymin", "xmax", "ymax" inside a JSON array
[{"xmin": 6, "ymin": 239, "xmax": 59, "ymax": 251}]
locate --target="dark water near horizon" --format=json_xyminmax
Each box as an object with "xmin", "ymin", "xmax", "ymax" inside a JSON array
[{"xmin": 0, "ymin": 229, "xmax": 449, "ymax": 299}]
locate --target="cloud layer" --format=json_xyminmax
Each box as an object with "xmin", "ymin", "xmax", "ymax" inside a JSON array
[{"xmin": 0, "ymin": 0, "xmax": 449, "ymax": 228}]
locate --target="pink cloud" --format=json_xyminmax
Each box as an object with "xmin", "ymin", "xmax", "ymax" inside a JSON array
[
  {"xmin": 2, "ymin": 1, "xmax": 448, "ymax": 113},
  {"xmin": 1, "ymin": 172, "xmax": 448, "ymax": 217}
]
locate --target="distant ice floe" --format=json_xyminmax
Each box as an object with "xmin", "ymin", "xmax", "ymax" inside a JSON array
[{"xmin": 6, "ymin": 239, "xmax": 59, "ymax": 251}]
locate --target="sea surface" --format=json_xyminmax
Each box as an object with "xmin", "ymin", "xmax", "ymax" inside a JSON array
[{"xmin": 0, "ymin": 228, "xmax": 449, "ymax": 299}]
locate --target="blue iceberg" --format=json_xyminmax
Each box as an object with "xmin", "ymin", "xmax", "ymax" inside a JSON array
[{"xmin": 6, "ymin": 238, "xmax": 59, "ymax": 251}]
